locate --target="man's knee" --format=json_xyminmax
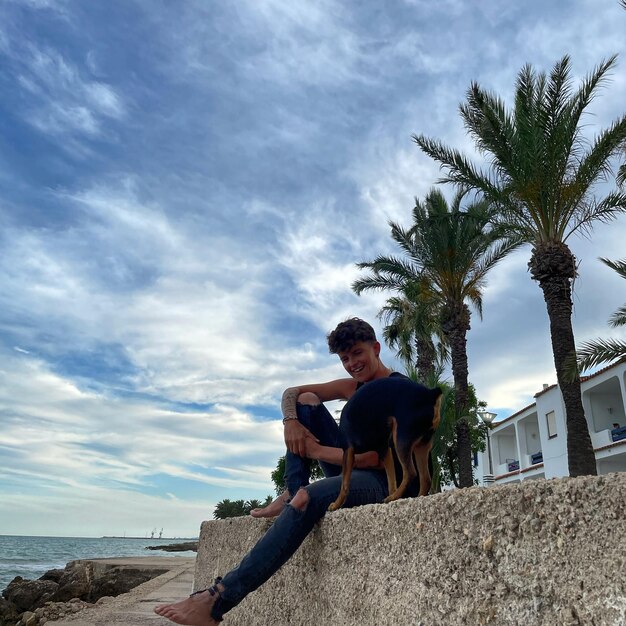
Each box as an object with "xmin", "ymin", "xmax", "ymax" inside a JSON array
[
  {"xmin": 298, "ymin": 392, "xmax": 320, "ymax": 406},
  {"xmin": 291, "ymin": 488, "xmax": 309, "ymax": 511}
]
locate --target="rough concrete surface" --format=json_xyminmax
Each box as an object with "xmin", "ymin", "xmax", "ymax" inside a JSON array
[
  {"xmin": 195, "ymin": 473, "xmax": 626, "ymax": 626},
  {"xmin": 45, "ymin": 557, "xmax": 195, "ymax": 625}
]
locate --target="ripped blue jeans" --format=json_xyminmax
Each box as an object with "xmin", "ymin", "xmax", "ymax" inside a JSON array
[
  {"xmin": 283, "ymin": 400, "xmax": 346, "ymax": 495},
  {"xmin": 213, "ymin": 402, "xmax": 388, "ymax": 620}
]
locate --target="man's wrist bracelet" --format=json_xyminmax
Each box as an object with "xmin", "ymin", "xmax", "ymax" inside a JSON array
[{"xmin": 282, "ymin": 416, "xmax": 298, "ymax": 424}]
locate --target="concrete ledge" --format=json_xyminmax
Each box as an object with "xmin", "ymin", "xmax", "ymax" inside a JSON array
[{"xmin": 196, "ymin": 473, "xmax": 626, "ymax": 625}]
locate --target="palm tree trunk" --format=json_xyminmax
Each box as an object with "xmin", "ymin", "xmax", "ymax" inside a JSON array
[
  {"xmin": 530, "ymin": 243, "xmax": 597, "ymax": 477},
  {"xmin": 415, "ymin": 335, "xmax": 436, "ymax": 383},
  {"xmin": 443, "ymin": 303, "xmax": 473, "ymax": 488}
]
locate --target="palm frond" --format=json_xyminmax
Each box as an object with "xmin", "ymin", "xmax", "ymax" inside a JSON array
[
  {"xmin": 352, "ymin": 274, "xmax": 407, "ymax": 294},
  {"xmin": 355, "ymin": 254, "xmax": 422, "ymax": 288},
  {"xmin": 599, "ymin": 257, "xmax": 626, "ymax": 278},
  {"xmin": 412, "ymin": 135, "xmax": 503, "ymax": 200},
  {"xmin": 470, "ymin": 237, "xmax": 524, "ymax": 284},
  {"xmin": 576, "ymin": 339, "xmax": 626, "ymax": 373},
  {"xmin": 576, "ymin": 115, "xmax": 626, "ymax": 186},
  {"xmin": 599, "ymin": 257, "xmax": 626, "ymax": 327},
  {"xmin": 572, "ymin": 256, "xmax": 626, "ymax": 372},
  {"xmin": 608, "ymin": 306, "xmax": 626, "ymax": 328},
  {"xmin": 389, "ymin": 221, "xmax": 420, "ymax": 258},
  {"xmin": 461, "ymin": 83, "xmax": 517, "ymax": 175},
  {"xmin": 568, "ymin": 55, "xmax": 617, "ymax": 131},
  {"xmin": 568, "ymin": 191, "xmax": 626, "ymax": 240}
]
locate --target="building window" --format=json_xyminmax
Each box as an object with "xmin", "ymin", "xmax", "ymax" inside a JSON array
[{"xmin": 546, "ymin": 411, "xmax": 557, "ymax": 439}]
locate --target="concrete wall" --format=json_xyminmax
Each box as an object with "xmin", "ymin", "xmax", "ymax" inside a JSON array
[{"xmin": 195, "ymin": 473, "xmax": 626, "ymax": 626}]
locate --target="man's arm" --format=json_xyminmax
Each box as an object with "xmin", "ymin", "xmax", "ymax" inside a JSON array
[
  {"xmin": 280, "ymin": 387, "xmax": 300, "ymax": 422},
  {"xmin": 302, "ymin": 438, "xmax": 381, "ymax": 469},
  {"xmin": 281, "ymin": 378, "xmax": 356, "ymax": 457}
]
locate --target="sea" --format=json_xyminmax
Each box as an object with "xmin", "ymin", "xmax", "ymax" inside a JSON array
[{"xmin": 0, "ymin": 535, "xmax": 198, "ymax": 591}]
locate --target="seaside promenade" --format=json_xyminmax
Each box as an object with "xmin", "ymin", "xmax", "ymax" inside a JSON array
[{"xmin": 48, "ymin": 557, "xmax": 195, "ymax": 626}]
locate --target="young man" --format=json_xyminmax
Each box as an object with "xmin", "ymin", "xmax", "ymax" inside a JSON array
[{"xmin": 155, "ymin": 318, "xmax": 406, "ymax": 624}]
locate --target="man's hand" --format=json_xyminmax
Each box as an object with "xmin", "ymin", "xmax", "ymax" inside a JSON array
[{"xmin": 284, "ymin": 420, "xmax": 319, "ymax": 457}]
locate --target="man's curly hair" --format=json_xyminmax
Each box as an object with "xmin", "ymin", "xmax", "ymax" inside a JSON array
[{"xmin": 327, "ymin": 318, "xmax": 377, "ymax": 354}]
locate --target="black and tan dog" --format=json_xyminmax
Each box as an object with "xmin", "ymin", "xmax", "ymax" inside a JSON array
[{"xmin": 328, "ymin": 376, "xmax": 442, "ymax": 511}]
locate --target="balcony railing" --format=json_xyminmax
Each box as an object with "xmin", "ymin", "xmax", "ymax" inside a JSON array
[{"xmin": 612, "ymin": 425, "xmax": 626, "ymax": 442}]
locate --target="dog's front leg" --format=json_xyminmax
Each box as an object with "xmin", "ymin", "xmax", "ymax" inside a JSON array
[{"xmin": 328, "ymin": 447, "xmax": 355, "ymax": 511}]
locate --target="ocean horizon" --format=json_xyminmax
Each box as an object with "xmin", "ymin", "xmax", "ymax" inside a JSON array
[{"xmin": 0, "ymin": 534, "xmax": 197, "ymax": 591}]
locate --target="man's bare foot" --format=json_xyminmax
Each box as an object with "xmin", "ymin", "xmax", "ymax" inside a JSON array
[
  {"xmin": 250, "ymin": 490, "xmax": 290, "ymax": 518},
  {"xmin": 154, "ymin": 589, "xmax": 220, "ymax": 625}
]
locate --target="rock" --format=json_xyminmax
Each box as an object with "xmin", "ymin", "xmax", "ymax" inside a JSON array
[
  {"xmin": 35, "ymin": 599, "xmax": 92, "ymax": 624},
  {"xmin": 50, "ymin": 561, "xmax": 93, "ymax": 602},
  {"xmin": 3, "ymin": 578, "xmax": 58, "ymax": 612},
  {"xmin": 88, "ymin": 567, "xmax": 164, "ymax": 601},
  {"xmin": 0, "ymin": 596, "xmax": 19, "ymax": 625},
  {"xmin": 95, "ymin": 595, "xmax": 113, "ymax": 605},
  {"xmin": 482, "ymin": 535, "xmax": 494, "ymax": 552},
  {"xmin": 145, "ymin": 541, "xmax": 198, "ymax": 552},
  {"xmin": 22, "ymin": 611, "xmax": 37, "ymax": 626},
  {"xmin": 1, "ymin": 558, "xmax": 181, "ymax": 624},
  {"xmin": 38, "ymin": 569, "xmax": 64, "ymax": 584}
]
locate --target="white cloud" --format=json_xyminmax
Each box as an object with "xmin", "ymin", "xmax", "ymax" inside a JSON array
[
  {"xmin": 6, "ymin": 40, "xmax": 125, "ymax": 139},
  {"xmin": 235, "ymin": 0, "xmax": 364, "ymax": 87},
  {"xmin": 0, "ymin": 349, "xmax": 285, "ymax": 534}
]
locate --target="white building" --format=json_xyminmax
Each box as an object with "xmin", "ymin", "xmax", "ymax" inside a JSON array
[{"xmin": 477, "ymin": 360, "xmax": 626, "ymax": 485}]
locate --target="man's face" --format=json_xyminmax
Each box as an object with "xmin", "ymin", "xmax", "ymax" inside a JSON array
[{"xmin": 337, "ymin": 340, "xmax": 380, "ymax": 382}]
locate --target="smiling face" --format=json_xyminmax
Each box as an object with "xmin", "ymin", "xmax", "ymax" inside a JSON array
[{"xmin": 337, "ymin": 340, "xmax": 382, "ymax": 383}]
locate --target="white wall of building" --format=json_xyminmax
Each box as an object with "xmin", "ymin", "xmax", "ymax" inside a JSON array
[{"xmin": 476, "ymin": 361, "xmax": 626, "ymax": 486}]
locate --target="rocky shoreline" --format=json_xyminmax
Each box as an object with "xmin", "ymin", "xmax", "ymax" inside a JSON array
[
  {"xmin": 0, "ymin": 555, "xmax": 194, "ymax": 626},
  {"xmin": 145, "ymin": 541, "xmax": 197, "ymax": 552}
]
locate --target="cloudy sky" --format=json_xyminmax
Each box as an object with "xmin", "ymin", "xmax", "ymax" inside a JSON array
[{"xmin": 1, "ymin": 0, "xmax": 625, "ymax": 538}]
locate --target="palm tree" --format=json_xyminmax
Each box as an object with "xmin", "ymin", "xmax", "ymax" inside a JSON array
[
  {"xmin": 414, "ymin": 55, "xmax": 626, "ymax": 476},
  {"xmin": 576, "ymin": 258, "xmax": 626, "ymax": 371},
  {"xmin": 354, "ymin": 188, "xmax": 518, "ymax": 487},
  {"xmin": 213, "ymin": 496, "xmax": 273, "ymax": 519},
  {"xmin": 271, "ymin": 455, "xmax": 324, "ymax": 495},
  {"xmin": 377, "ymin": 285, "xmax": 447, "ymax": 382},
  {"xmin": 213, "ymin": 499, "xmax": 246, "ymax": 519}
]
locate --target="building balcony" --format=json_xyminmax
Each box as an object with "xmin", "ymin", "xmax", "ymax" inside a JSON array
[
  {"xmin": 591, "ymin": 428, "xmax": 614, "ymax": 448},
  {"xmin": 527, "ymin": 451, "xmax": 543, "ymax": 466}
]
